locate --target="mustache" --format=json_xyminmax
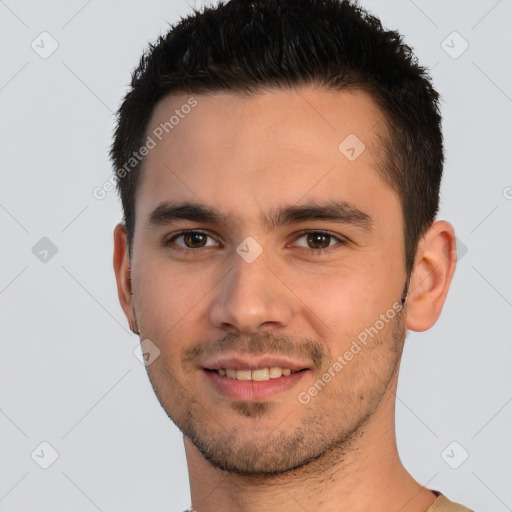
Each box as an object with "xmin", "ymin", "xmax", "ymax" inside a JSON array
[{"xmin": 182, "ymin": 331, "xmax": 326, "ymax": 370}]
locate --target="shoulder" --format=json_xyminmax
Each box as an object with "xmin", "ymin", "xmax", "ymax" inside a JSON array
[{"xmin": 426, "ymin": 493, "xmax": 474, "ymax": 512}]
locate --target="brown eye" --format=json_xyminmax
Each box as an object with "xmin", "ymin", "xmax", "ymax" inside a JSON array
[
  {"xmin": 168, "ymin": 230, "xmax": 218, "ymax": 250},
  {"xmin": 291, "ymin": 230, "xmax": 347, "ymax": 254},
  {"xmin": 183, "ymin": 231, "xmax": 208, "ymax": 248},
  {"xmin": 306, "ymin": 232, "xmax": 332, "ymax": 249}
]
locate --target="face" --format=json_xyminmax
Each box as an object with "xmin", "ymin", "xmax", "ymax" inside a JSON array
[{"xmin": 124, "ymin": 86, "xmax": 410, "ymax": 475}]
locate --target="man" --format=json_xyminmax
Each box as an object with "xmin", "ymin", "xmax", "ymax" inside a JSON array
[{"xmin": 111, "ymin": 0, "xmax": 473, "ymax": 510}]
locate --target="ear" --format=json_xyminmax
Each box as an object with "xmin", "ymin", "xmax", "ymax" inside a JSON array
[
  {"xmin": 405, "ymin": 220, "xmax": 457, "ymax": 332},
  {"xmin": 113, "ymin": 223, "xmax": 139, "ymax": 334}
]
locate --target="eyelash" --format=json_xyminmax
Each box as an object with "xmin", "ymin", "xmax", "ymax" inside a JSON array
[
  {"xmin": 165, "ymin": 229, "xmax": 348, "ymax": 256},
  {"xmin": 288, "ymin": 230, "xmax": 348, "ymax": 255},
  {"xmin": 165, "ymin": 230, "xmax": 220, "ymax": 254}
]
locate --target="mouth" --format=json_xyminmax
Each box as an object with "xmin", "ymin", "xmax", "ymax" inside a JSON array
[
  {"xmin": 204, "ymin": 367, "xmax": 307, "ymax": 381},
  {"xmin": 201, "ymin": 355, "xmax": 312, "ymax": 401},
  {"xmin": 202, "ymin": 362, "xmax": 310, "ymax": 401}
]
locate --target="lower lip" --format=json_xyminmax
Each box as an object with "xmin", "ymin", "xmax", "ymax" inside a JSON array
[{"xmin": 203, "ymin": 369, "xmax": 309, "ymax": 401}]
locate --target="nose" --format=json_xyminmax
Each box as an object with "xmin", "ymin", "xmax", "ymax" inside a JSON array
[{"xmin": 208, "ymin": 250, "xmax": 295, "ymax": 334}]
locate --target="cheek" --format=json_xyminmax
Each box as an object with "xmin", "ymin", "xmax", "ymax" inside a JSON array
[
  {"xmin": 132, "ymin": 260, "xmax": 213, "ymax": 338},
  {"xmin": 292, "ymin": 264, "xmax": 403, "ymax": 345}
]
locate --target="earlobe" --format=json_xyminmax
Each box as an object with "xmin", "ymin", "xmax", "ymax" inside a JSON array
[
  {"xmin": 405, "ymin": 221, "xmax": 457, "ymax": 332},
  {"xmin": 113, "ymin": 224, "xmax": 139, "ymax": 334}
]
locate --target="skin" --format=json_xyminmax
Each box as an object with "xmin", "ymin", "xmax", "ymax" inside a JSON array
[{"xmin": 113, "ymin": 85, "xmax": 457, "ymax": 511}]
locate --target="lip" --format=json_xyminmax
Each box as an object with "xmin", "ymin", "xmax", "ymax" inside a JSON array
[
  {"xmin": 202, "ymin": 355, "xmax": 311, "ymax": 372},
  {"xmin": 203, "ymin": 368, "xmax": 310, "ymax": 401}
]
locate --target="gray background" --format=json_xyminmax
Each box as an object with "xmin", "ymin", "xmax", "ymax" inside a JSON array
[{"xmin": 1, "ymin": 0, "xmax": 511, "ymax": 511}]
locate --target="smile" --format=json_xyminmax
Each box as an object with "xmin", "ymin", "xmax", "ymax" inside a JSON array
[
  {"xmin": 208, "ymin": 367, "xmax": 304, "ymax": 381},
  {"xmin": 203, "ymin": 367, "xmax": 309, "ymax": 401}
]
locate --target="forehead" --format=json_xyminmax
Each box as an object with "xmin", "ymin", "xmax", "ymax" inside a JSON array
[
  {"xmin": 145, "ymin": 86, "xmax": 384, "ymax": 155},
  {"xmin": 135, "ymin": 86, "xmax": 395, "ymax": 228}
]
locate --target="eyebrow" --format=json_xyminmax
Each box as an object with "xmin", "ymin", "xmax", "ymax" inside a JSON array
[{"xmin": 147, "ymin": 200, "xmax": 372, "ymax": 232}]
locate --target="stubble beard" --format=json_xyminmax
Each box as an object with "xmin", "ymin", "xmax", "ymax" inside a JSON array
[{"xmin": 143, "ymin": 306, "xmax": 407, "ymax": 478}]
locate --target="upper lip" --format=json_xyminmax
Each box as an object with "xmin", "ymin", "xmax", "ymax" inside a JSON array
[{"xmin": 203, "ymin": 355, "xmax": 311, "ymax": 371}]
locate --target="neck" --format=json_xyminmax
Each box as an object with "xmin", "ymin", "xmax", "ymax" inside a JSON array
[{"xmin": 184, "ymin": 379, "xmax": 436, "ymax": 512}]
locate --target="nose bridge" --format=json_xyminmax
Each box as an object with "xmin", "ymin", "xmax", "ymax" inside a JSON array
[{"xmin": 209, "ymin": 246, "xmax": 293, "ymax": 333}]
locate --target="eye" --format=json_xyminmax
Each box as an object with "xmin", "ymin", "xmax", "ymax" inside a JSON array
[
  {"xmin": 291, "ymin": 230, "xmax": 347, "ymax": 253},
  {"xmin": 166, "ymin": 230, "xmax": 219, "ymax": 250}
]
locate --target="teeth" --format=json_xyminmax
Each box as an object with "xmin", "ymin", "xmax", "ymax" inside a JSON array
[
  {"xmin": 214, "ymin": 367, "xmax": 299, "ymax": 381},
  {"xmin": 269, "ymin": 366, "xmax": 283, "ymax": 378},
  {"xmin": 236, "ymin": 369, "xmax": 252, "ymax": 381},
  {"xmin": 251, "ymin": 368, "xmax": 269, "ymax": 381}
]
